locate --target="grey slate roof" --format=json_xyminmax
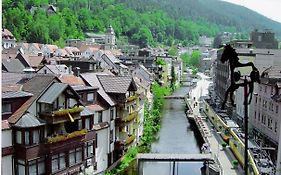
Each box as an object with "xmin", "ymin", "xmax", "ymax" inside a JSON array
[
  {"xmin": 2, "ymin": 91, "xmax": 33, "ymax": 99},
  {"xmin": 1, "ymin": 72, "xmax": 36, "ymax": 85},
  {"xmin": 72, "ymin": 85, "xmax": 97, "ymax": 91},
  {"xmin": 81, "ymin": 106, "xmax": 95, "ymax": 116},
  {"xmin": 2, "ymin": 59, "xmax": 25, "ymax": 73},
  {"xmin": 97, "ymin": 75, "xmax": 137, "ymax": 94},
  {"xmin": 38, "ymin": 83, "xmax": 68, "ymax": 104},
  {"xmin": 14, "ymin": 112, "xmax": 46, "ymax": 128},
  {"xmin": 80, "ymin": 73, "xmax": 116, "ymax": 106},
  {"xmin": 9, "ymin": 75, "xmax": 57, "ymax": 124}
]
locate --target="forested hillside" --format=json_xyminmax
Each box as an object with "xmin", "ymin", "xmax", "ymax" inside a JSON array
[{"xmin": 3, "ymin": 0, "xmax": 281, "ymax": 47}]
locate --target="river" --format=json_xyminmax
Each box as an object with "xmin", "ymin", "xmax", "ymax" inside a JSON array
[{"xmin": 141, "ymin": 82, "xmax": 206, "ymax": 175}]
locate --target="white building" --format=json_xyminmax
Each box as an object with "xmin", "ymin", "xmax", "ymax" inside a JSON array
[{"xmin": 2, "ymin": 28, "xmax": 16, "ymax": 49}]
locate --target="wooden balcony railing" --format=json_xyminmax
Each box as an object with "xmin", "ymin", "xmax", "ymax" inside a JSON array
[
  {"xmin": 47, "ymin": 129, "xmax": 87, "ymax": 143},
  {"xmin": 126, "ymin": 95, "xmax": 138, "ymax": 102},
  {"xmin": 125, "ymin": 135, "xmax": 135, "ymax": 146},
  {"xmin": 39, "ymin": 107, "xmax": 83, "ymax": 124}
]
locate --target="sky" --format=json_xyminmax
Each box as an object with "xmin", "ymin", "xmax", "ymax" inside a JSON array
[{"xmin": 222, "ymin": 0, "xmax": 281, "ymax": 23}]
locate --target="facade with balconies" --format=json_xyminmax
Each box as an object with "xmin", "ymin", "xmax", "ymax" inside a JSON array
[
  {"xmin": 6, "ymin": 75, "xmax": 97, "ymax": 175},
  {"xmin": 95, "ymin": 75, "xmax": 139, "ymax": 160}
]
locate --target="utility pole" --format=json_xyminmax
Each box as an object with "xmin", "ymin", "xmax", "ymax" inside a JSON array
[{"xmin": 243, "ymin": 76, "xmax": 248, "ymax": 175}]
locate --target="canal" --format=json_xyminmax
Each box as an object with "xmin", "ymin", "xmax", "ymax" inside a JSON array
[{"xmin": 141, "ymin": 83, "xmax": 205, "ymax": 175}]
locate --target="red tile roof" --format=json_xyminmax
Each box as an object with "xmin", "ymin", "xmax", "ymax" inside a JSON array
[
  {"xmin": 60, "ymin": 74, "xmax": 86, "ymax": 86},
  {"xmin": 2, "ymin": 29, "xmax": 15, "ymax": 40},
  {"xmin": 2, "ymin": 120, "xmax": 11, "ymax": 130},
  {"xmin": 87, "ymin": 104, "xmax": 105, "ymax": 112}
]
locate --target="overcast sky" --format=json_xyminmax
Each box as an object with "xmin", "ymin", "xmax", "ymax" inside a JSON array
[{"xmin": 222, "ymin": 0, "xmax": 281, "ymax": 23}]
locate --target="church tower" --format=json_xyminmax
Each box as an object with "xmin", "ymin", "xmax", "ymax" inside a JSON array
[{"xmin": 105, "ymin": 25, "xmax": 116, "ymax": 50}]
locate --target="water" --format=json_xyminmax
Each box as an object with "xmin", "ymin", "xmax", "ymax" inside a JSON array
[{"xmin": 142, "ymin": 84, "xmax": 205, "ymax": 175}]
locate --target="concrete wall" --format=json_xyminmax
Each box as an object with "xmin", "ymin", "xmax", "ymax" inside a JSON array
[
  {"xmin": 1, "ymin": 155, "xmax": 13, "ymax": 175},
  {"xmin": 2, "ymin": 129, "xmax": 12, "ymax": 148},
  {"xmin": 95, "ymin": 128, "xmax": 109, "ymax": 174}
]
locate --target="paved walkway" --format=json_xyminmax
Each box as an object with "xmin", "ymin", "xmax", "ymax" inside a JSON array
[{"xmin": 188, "ymin": 73, "xmax": 244, "ymax": 175}]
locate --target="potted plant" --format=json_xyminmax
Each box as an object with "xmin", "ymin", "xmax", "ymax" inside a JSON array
[
  {"xmin": 221, "ymin": 142, "xmax": 227, "ymax": 150},
  {"xmin": 232, "ymin": 160, "xmax": 239, "ymax": 169}
]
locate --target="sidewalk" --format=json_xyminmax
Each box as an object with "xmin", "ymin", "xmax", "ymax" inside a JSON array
[
  {"xmin": 188, "ymin": 74, "xmax": 244, "ymax": 175},
  {"xmin": 206, "ymin": 120, "xmax": 244, "ymax": 175}
]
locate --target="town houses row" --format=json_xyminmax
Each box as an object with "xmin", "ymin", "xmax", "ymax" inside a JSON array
[
  {"xmin": 207, "ymin": 30, "xmax": 281, "ymax": 173},
  {"xmin": 1, "ymin": 28, "xmax": 183, "ymax": 175}
]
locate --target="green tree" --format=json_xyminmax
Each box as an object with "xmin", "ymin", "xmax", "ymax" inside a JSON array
[
  {"xmin": 180, "ymin": 53, "xmax": 190, "ymax": 66},
  {"xmin": 168, "ymin": 46, "xmax": 177, "ymax": 56},
  {"xmin": 26, "ymin": 10, "xmax": 50, "ymax": 43},
  {"xmin": 48, "ymin": 14, "xmax": 66, "ymax": 41},
  {"xmin": 189, "ymin": 50, "xmax": 201, "ymax": 67},
  {"xmin": 132, "ymin": 27, "xmax": 154, "ymax": 47}
]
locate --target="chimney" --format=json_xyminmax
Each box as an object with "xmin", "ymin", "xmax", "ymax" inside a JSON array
[{"xmin": 74, "ymin": 67, "xmax": 80, "ymax": 77}]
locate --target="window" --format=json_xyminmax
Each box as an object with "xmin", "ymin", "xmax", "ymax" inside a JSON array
[
  {"xmin": 276, "ymin": 105, "xmax": 279, "ymax": 114},
  {"xmin": 25, "ymin": 131, "xmax": 30, "ymax": 145},
  {"xmin": 84, "ymin": 142, "xmax": 94, "ymax": 158},
  {"xmin": 32, "ymin": 130, "xmax": 40, "ymax": 144},
  {"xmin": 16, "ymin": 130, "xmax": 22, "ymax": 144},
  {"xmin": 254, "ymin": 112, "xmax": 256, "ymax": 119},
  {"xmin": 69, "ymin": 148, "xmax": 82, "ymax": 166},
  {"xmin": 17, "ymin": 158, "xmax": 45, "ymax": 175},
  {"xmin": 265, "ymin": 86, "xmax": 267, "ymax": 93},
  {"xmin": 87, "ymin": 93, "xmax": 94, "ymax": 102},
  {"xmin": 2, "ymin": 103, "xmax": 12, "ymax": 114},
  {"xmin": 110, "ymin": 108, "xmax": 114, "ymax": 120},
  {"xmin": 275, "ymin": 122, "xmax": 278, "ymax": 133},
  {"xmin": 110, "ymin": 130, "xmax": 114, "ymax": 143},
  {"xmin": 52, "ymin": 153, "xmax": 65, "ymax": 173},
  {"xmin": 268, "ymin": 118, "xmax": 272, "ymax": 130},
  {"xmin": 17, "ymin": 159, "xmax": 25, "ymax": 175},
  {"xmin": 98, "ymin": 112, "xmax": 103, "ymax": 123},
  {"xmin": 84, "ymin": 116, "xmax": 94, "ymax": 130}
]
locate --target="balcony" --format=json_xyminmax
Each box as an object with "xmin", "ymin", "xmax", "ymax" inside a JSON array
[
  {"xmin": 115, "ymin": 132, "xmax": 136, "ymax": 147},
  {"xmin": 14, "ymin": 129, "xmax": 90, "ymax": 160},
  {"xmin": 46, "ymin": 129, "xmax": 87, "ymax": 143},
  {"xmin": 115, "ymin": 111, "xmax": 138, "ymax": 127},
  {"xmin": 126, "ymin": 95, "xmax": 138, "ymax": 103},
  {"xmin": 39, "ymin": 107, "xmax": 83, "ymax": 124},
  {"xmin": 45, "ymin": 130, "xmax": 87, "ymax": 152},
  {"xmin": 125, "ymin": 135, "xmax": 136, "ymax": 146}
]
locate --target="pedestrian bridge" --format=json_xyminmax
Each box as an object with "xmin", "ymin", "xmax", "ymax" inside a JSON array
[
  {"xmin": 164, "ymin": 96, "xmax": 185, "ymax": 99},
  {"xmin": 137, "ymin": 153, "xmax": 214, "ymax": 162}
]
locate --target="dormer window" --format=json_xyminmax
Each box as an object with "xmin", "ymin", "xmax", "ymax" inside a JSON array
[
  {"xmin": 87, "ymin": 93, "xmax": 94, "ymax": 102},
  {"xmin": 2, "ymin": 103, "xmax": 12, "ymax": 114}
]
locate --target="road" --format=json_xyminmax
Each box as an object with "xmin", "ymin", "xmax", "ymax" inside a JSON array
[{"xmin": 190, "ymin": 72, "xmax": 211, "ymax": 102}]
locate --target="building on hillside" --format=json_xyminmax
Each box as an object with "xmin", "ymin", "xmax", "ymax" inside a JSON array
[
  {"xmin": 2, "ymin": 84, "xmax": 34, "ymax": 175},
  {"xmin": 3, "ymin": 74, "xmax": 98, "ymax": 175},
  {"xmin": 104, "ymin": 25, "xmax": 116, "ymax": 50},
  {"xmin": 251, "ymin": 29, "xmax": 278, "ymax": 49},
  {"xmin": 37, "ymin": 64, "xmax": 72, "ymax": 76},
  {"xmin": 2, "ymin": 57, "xmax": 25, "ymax": 73},
  {"xmin": 251, "ymin": 66, "xmax": 281, "ymax": 163},
  {"xmin": 80, "ymin": 73, "xmax": 118, "ymax": 174},
  {"xmin": 95, "ymin": 75, "xmax": 140, "ymax": 161},
  {"xmin": 2, "ymin": 28, "xmax": 16, "ymax": 49},
  {"xmin": 60, "ymin": 74, "xmax": 103, "ymax": 174}
]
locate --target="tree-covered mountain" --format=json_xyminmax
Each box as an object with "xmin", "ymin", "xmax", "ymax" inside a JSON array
[
  {"xmin": 2, "ymin": 0, "xmax": 281, "ymax": 47},
  {"xmin": 118, "ymin": 0, "xmax": 281, "ymax": 35}
]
